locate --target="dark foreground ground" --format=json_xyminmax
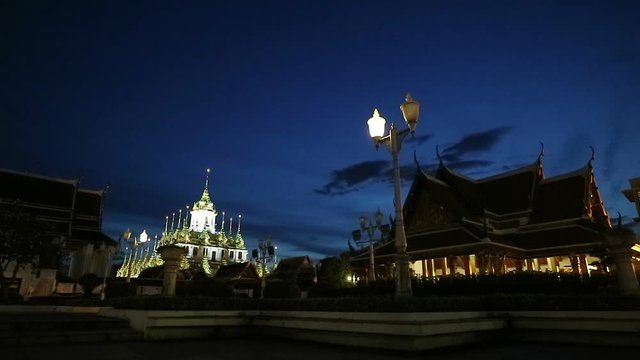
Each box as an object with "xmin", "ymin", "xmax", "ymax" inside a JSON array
[{"xmin": 1, "ymin": 338, "xmax": 636, "ymax": 360}]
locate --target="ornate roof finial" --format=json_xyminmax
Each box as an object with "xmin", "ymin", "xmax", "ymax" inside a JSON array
[
  {"xmin": 436, "ymin": 144, "xmax": 444, "ymax": 167},
  {"xmin": 537, "ymin": 141, "xmax": 544, "ymax": 162},
  {"xmin": 237, "ymin": 214, "xmax": 242, "ymax": 235},
  {"xmin": 193, "ymin": 169, "xmax": 215, "ymax": 211},
  {"xmin": 588, "ymin": 146, "xmax": 595, "ymax": 166},
  {"xmin": 221, "ymin": 211, "xmax": 225, "ymax": 235},
  {"xmin": 413, "ymin": 150, "xmax": 424, "ymax": 173},
  {"xmin": 617, "ymin": 211, "xmax": 623, "ymax": 228}
]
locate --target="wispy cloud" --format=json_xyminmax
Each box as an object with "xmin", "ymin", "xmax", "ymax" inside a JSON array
[
  {"xmin": 441, "ymin": 126, "xmax": 513, "ymax": 162},
  {"xmin": 313, "ymin": 160, "xmax": 388, "ymax": 195},
  {"xmin": 315, "ymin": 127, "xmax": 513, "ymax": 196}
]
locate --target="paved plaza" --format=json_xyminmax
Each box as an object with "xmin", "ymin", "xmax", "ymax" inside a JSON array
[{"xmin": 2, "ymin": 337, "xmax": 637, "ymax": 360}]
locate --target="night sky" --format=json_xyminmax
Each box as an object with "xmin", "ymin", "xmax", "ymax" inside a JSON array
[{"xmin": 2, "ymin": 1, "xmax": 639, "ymax": 261}]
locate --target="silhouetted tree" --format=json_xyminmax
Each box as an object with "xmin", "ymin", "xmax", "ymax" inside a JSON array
[
  {"xmin": 0, "ymin": 202, "xmax": 60, "ymax": 301},
  {"xmin": 316, "ymin": 256, "xmax": 351, "ymax": 288}
]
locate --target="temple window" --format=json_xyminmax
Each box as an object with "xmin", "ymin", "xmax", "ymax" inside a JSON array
[{"xmin": 211, "ymin": 251, "xmax": 216, "ymax": 260}]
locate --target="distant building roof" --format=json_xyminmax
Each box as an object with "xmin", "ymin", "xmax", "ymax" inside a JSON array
[
  {"xmin": 214, "ymin": 262, "xmax": 259, "ymax": 282},
  {"xmin": 274, "ymin": 256, "xmax": 312, "ymax": 274}
]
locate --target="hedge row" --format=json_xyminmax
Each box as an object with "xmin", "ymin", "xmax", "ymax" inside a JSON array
[{"xmin": 311, "ymin": 273, "xmax": 619, "ymax": 298}]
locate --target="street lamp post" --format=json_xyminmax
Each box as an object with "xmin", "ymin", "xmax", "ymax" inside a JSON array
[
  {"xmin": 366, "ymin": 93, "xmax": 420, "ymax": 297},
  {"xmin": 252, "ymin": 238, "xmax": 277, "ymax": 298},
  {"xmin": 353, "ymin": 209, "xmax": 389, "ymax": 284},
  {"xmin": 125, "ymin": 229, "xmax": 149, "ymax": 283},
  {"xmin": 99, "ymin": 240, "xmax": 114, "ymax": 301}
]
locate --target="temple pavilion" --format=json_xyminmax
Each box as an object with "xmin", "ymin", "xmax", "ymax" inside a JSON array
[
  {"xmin": 351, "ymin": 147, "xmax": 640, "ymax": 278},
  {"xmin": 118, "ymin": 170, "xmax": 248, "ymax": 278}
]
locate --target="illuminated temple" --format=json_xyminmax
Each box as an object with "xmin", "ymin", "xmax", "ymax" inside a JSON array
[
  {"xmin": 352, "ymin": 147, "xmax": 640, "ymax": 278},
  {"xmin": 118, "ymin": 170, "xmax": 247, "ymax": 278}
]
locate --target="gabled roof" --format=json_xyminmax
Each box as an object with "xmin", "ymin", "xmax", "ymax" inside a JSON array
[
  {"xmin": 214, "ymin": 262, "xmax": 259, "ymax": 281},
  {"xmin": 434, "ymin": 161, "xmax": 541, "ymax": 216},
  {"xmin": 274, "ymin": 256, "xmax": 312, "ymax": 274},
  {"xmin": 75, "ymin": 189, "xmax": 104, "ymax": 217}
]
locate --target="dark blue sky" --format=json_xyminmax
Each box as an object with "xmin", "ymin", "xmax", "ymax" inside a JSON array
[{"xmin": 2, "ymin": 1, "xmax": 639, "ymax": 260}]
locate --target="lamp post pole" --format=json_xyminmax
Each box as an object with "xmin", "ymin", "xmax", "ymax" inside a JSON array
[
  {"xmin": 366, "ymin": 94, "xmax": 421, "ymax": 297},
  {"xmin": 253, "ymin": 238, "xmax": 276, "ymax": 298},
  {"xmin": 125, "ymin": 229, "xmax": 148, "ymax": 283},
  {"xmin": 99, "ymin": 240, "xmax": 113, "ymax": 301},
  {"xmin": 356, "ymin": 209, "xmax": 387, "ymax": 284}
]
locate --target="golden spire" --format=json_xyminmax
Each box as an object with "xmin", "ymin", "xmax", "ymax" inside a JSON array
[
  {"xmin": 237, "ymin": 214, "xmax": 242, "ymax": 235},
  {"xmin": 193, "ymin": 169, "xmax": 215, "ymax": 211},
  {"xmin": 170, "ymin": 212, "xmax": 176, "ymax": 231},
  {"xmin": 177, "ymin": 209, "xmax": 182, "ymax": 229},
  {"xmin": 221, "ymin": 211, "xmax": 225, "ymax": 235},
  {"xmin": 164, "ymin": 215, "xmax": 169, "ymax": 235}
]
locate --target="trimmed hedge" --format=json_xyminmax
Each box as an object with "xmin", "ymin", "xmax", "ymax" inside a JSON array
[{"xmin": 335, "ymin": 273, "xmax": 618, "ymax": 298}]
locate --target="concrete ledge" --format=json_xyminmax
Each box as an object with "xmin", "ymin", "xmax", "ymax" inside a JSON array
[
  {"xmin": 98, "ymin": 309, "xmax": 640, "ymax": 350},
  {"xmin": 503, "ymin": 311, "xmax": 640, "ymax": 347},
  {"xmin": 0, "ymin": 305, "xmax": 105, "ymax": 313}
]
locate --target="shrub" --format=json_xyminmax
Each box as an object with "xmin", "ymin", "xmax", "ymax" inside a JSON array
[
  {"xmin": 308, "ymin": 283, "xmax": 339, "ymax": 298},
  {"xmin": 296, "ymin": 266, "xmax": 316, "ymax": 292},
  {"xmin": 263, "ymin": 281, "xmax": 301, "ymax": 299}
]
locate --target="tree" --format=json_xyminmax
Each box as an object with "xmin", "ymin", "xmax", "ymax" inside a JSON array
[
  {"xmin": 0, "ymin": 202, "xmax": 61, "ymax": 301},
  {"xmin": 317, "ymin": 256, "xmax": 351, "ymax": 288}
]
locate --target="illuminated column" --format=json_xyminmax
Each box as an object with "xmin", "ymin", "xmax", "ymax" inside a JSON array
[
  {"xmin": 463, "ymin": 255, "xmax": 472, "ymax": 276},
  {"xmin": 421, "ymin": 260, "xmax": 427, "ymax": 279},
  {"xmin": 533, "ymin": 258, "xmax": 540, "ymax": 271},
  {"xmin": 426, "ymin": 259, "xmax": 434, "ymax": 277},
  {"xmin": 469, "ymin": 255, "xmax": 477, "ymax": 275},
  {"xmin": 525, "ymin": 258, "xmax": 533, "ymax": 271},
  {"xmin": 487, "ymin": 256, "xmax": 494, "ymax": 275},
  {"xmin": 578, "ymin": 255, "xmax": 590, "ymax": 275},
  {"xmin": 441, "ymin": 257, "xmax": 448, "ymax": 276},
  {"xmin": 547, "ymin": 257, "xmax": 557, "ymax": 272}
]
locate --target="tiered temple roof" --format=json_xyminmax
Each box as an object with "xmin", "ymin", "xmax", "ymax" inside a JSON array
[
  {"xmin": 0, "ymin": 168, "xmax": 115, "ymax": 248},
  {"xmin": 352, "ymin": 147, "xmax": 614, "ymax": 265}
]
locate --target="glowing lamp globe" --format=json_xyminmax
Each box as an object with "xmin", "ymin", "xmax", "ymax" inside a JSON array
[
  {"xmin": 367, "ymin": 108, "xmax": 386, "ymax": 139},
  {"xmin": 140, "ymin": 229, "xmax": 149, "ymax": 243},
  {"xmin": 400, "ymin": 93, "xmax": 420, "ymax": 133}
]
